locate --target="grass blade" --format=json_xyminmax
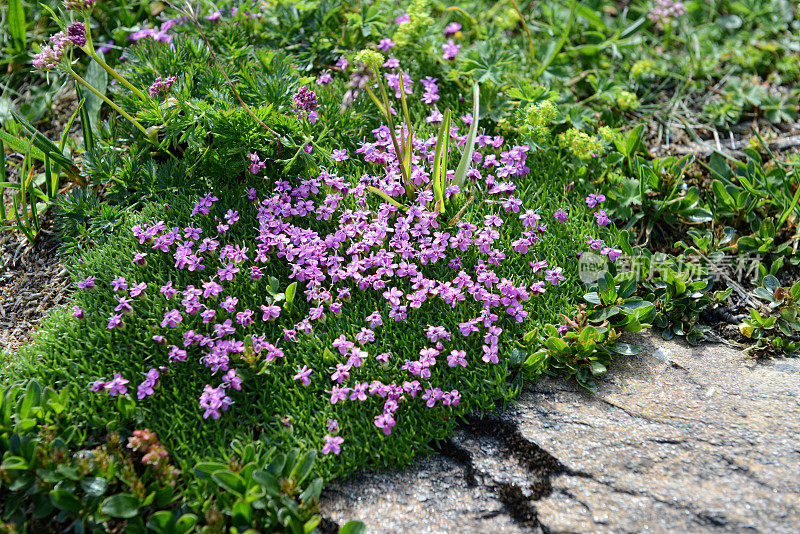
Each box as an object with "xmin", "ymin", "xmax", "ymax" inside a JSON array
[
  {"xmin": 453, "ymin": 82, "xmax": 480, "ymax": 189},
  {"xmin": 432, "ymin": 109, "xmax": 451, "ymax": 213},
  {"xmin": 10, "ymin": 109, "xmax": 78, "ymax": 172},
  {"xmin": 367, "ymin": 187, "xmax": 408, "ymax": 210},
  {"xmin": 76, "ymin": 87, "xmax": 95, "ymax": 153}
]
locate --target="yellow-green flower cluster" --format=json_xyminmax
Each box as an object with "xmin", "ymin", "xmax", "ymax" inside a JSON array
[
  {"xmin": 558, "ymin": 128, "xmax": 603, "ymax": 160},
  {"xmin": 393, "ymin": 0, "xmax": 433, "ymax": 46},
  {"xmin": 354, "ymin": 49, "xmax": 385, "ymax": 72},
  {"xmin": 519, "ymin": 100, "xmax": 558, "ymax": 144},
  {"xmin": 616, "ymin": 90, "xmax": 640, "ymax": 111},
  {"xmin": 630, "ymin": 59, "xmax": 655, "ymax": 80},
  {"xmin": 598, "ymin": 126, "xmax": 617, "ymax": 143}
]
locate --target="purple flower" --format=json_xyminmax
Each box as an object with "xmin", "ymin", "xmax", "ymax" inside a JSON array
[
  {"xmin": 545, "ymin": 267, "xmax": 565, "ymax": 286},
  {"xmin": 67, "ymin": 22, "xmax": 87, "ymax": 47},
  {"xmin": 77, "ymin": 276, "xmax": 95, "ymax": 289},
  {"xmin": 601, "ymin": 247, "xmax": 623, "ymax": 262},
  {"xmin": 327, "ymin": 419, "xmax": 339, "ymax": 433},
  {"xmin": 248, "ymin": 153, "xmax": 266, "ymax": 175},
  {"xmin": 316, "ymin": 72, "xmax": 333, "ymax": 85},
  {"xmin": 293, "ymin": 87, "xmax": 318, "ymax": 120},
  {"xmin": 554, "ymin": 208, "xmax": 568, "ymax": 223},
  {"xmin": 594, "ymin": 209, "xmax": 611, "ymax": 226},
  {"xmin": 444, "ymin": 22, "xmax": 462, "ymax": 36},
  {"xmin": 222, "ymin": 369, "xmax": 242, "ymax": 390},
  {"xmin": 330, "ymin": 386, "xmax": 349, "ymax": 404},
  {"xmin": 447, "ymin": 350, "xmax": 467, "ymax": 367},
  {"xmin": 199, "ymin": 385, "xmax": 233, "ymax": 419},
  {"xmin": 585, "ymin": 193, "xmax": 606, "ymax": 208},
  {"xmin": 586, "ymin": 237, "xmax": 604, "ymax": 250},
  {"xmin": 294, "ymin": 365, "xmax": 312, "ymax": 386},
  {"xmin": 111, "ymin": 277, "xmax": 128, "ymax": 292},
  {"xmin": 130, "ymin": 283, "xmax": 147, "ymax": 298},
  {"xmin": 90, "ymin": 379, "xmax": 106, "ymax": 392},
  {"xmin": 260, "ymin": 304, "xmax": 281, "ymax": 321},
  {"xmin": 374, "ymin": 412, "xmax": 396, "ymax": 435},
  {"xmin": 149, "ymin": 76, "xmax": 176, "ymax": 99},
  {"xmin": 331, "ymin": 149, "xmax": 349, "ymax": 162},
  {"xmin": 105, "ymin": 373, "xmax": 129, "ymax": 396},
  {"xmin": 107, "ymin": 314, "xmax": 124, "ymax": 329},
  {"xmin": 442, "ymin": 39, "xmax": 461, "ymax": 60},
  {"xmin": 377, "ymin": 37, "xmax": 396, "ymax": 52},
  {"xmin": 160, "ymin": 309, "xmax": 183, "ymax": 328},
  {"xmin": 322, "ymin": 434, "xmax": 344, "ymax": 455},
  {"xmin": 71, "ymin": 306, "xmax": 84, "ymax": 319}
]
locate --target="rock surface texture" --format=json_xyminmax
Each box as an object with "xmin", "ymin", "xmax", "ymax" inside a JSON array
[{"xmin": 321, "ymin": 334, "xmax": 800, "ymax": 533}]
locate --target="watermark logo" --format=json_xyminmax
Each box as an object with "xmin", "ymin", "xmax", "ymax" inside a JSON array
[{"xmin": 578, "ymin": 252, "xmax": 608, "ymax": 284}]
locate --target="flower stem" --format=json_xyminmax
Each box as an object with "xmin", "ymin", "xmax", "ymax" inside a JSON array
[
  {"xmin": 65, "ymin": 66, "xmax": 151, "ymax": 140},
  {"xmin": 87, "ymin": 51, "xmax": 150, "ymax": 101}
]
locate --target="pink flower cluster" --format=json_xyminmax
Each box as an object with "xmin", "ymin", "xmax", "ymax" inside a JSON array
[
  {"xmin": 648, "ymin": 0, "xmax": 687, "ymax": 25},
  {"xmin": 149, "ymin": 76, "xmax": 176, "ymax": 99}
]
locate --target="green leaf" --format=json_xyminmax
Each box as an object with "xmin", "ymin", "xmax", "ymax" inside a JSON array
[
  {"xmin": 300, "ymin": 477, "xmax": 324, "ymax": 502},
  {"xmin": 1, "ymin": 456, "xmax": 29, "ymax": 470},
  {"xmin": 545, "ymin": 337, "xmax": 568, "ymax": 353},
  {"xmin": 618, "ymin": 278, "xmax": 637, "ymax": 299},
  {"xmin": 589, "ymin": 361, "xmax": 607, "ymax": 376},
  {"xmin": 681, "ymin": 207, "xmax": 714, "ymax": 223},
  {"xmin": 290, "ymin": 450, "xmax": 316, "ymax": 485},
  {"xmin": 790, "ymin": 280, "xmax": 800, "ymax": 301},
  {"xmin": 431, "ymin": 108, "xmax": 452, "ymax": 212},
  {"xmin": 10, "ymin": 109, "xmax": 76, "ymax": 171},
  {"xmin": 194, "ymin": 461, "xmax": 227, "ymax": 478},
  {"xmin": 175, "ymin": 514, "xmax": 199, "ymax": 534},
  {"xmin": 252, "ymin": 469, "xmax": 281, "ymax": 497},
  {"xmin": 50, "ymin": 490, "xmax": 82, "ymax": 514},
  {"xmin": 7, "ymin": 0, "xmax": 26, "ymax": 52},
  {"xmin": 763, "ymin": 275, "xmax": 780, "ymax": 292},
  {"xmin": 212, "ymin": 470, "xmax": 247, "ymax": 496},
  {"xmin": 84, "ymin": 52, "xmax": 108, "ymax": 131},
  {"xmin": 101, "ymin": 493, "xmax": 140, "ymax": 518},
  {"xmin": 339, "ymin": 521, "xmax": 367, "ymax": 534},
  {"xmin": 80, "ymin": 477, "xmax": 109, "ymax": 497},
  {"xmin": 285, "ymin": 282, "xmax": 297, "ymax": 305},
  {"xmin": 19, "ymin": 380, "xmax": 41, "ymax": 419},
  {"xmin": 609, "ymin": 342, "xmax": 641, "ymax": 355}
]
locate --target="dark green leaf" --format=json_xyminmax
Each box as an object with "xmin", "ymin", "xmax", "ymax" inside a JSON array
[
  {"xmin": 50, "ymin": 490, "xmax": 82, "ymax": 514},
  {"xmin": 212, "ymin": 470, "xmax": 247, "ymax": 496},
  {"xmin": 100, "ymin": 493, "xmax": 140, "ymax": 518}
]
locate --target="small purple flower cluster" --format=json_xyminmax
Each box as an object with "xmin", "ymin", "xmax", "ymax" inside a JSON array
[
  {"xmin": 33, "ymin": 31, "xmax": 70, "ymax": 71},
  {"xmin": 293, "ymin": 87, "xmax": 318, "ymax": 123},
  {"xmin": 77, "ymin": 68, "xmax": 618, "ymax": 458},
  {"xmin": 582, "ymin": 193, "xmax": 622, "ymax": 260},
  {"xmin": 442, "ymin": 39, "xmax": 461, "ymax": 60},
  {"xmin": 149, "ymin": 76, "xmax": 176, "ymax": 99},
  {"xmin": 137, "ymin": 368, "xmax": 161, "ymax": 399},
  {"xmin": 67, "ymin": 22, "xmax": 87, "ymax": 48}
]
